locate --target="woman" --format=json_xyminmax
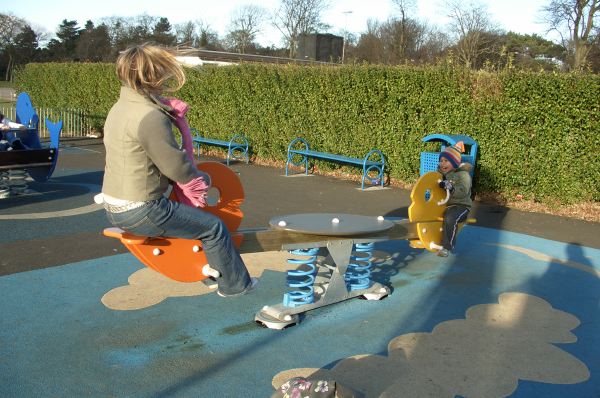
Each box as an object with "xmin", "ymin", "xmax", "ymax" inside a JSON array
[{"xmin": 101, "ymin": 43, "xmax": 256, "ymax": 297}]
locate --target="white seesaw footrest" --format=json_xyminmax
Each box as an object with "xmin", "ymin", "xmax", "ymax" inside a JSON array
[{"xmin": 202, "ymin": 264, "xmax": 221, "ymax": 278}]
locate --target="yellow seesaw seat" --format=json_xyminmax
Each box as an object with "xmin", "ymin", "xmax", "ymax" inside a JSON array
[{"xmin": 408, "ymin": 171, "xmax": 476, "ymax": 252}]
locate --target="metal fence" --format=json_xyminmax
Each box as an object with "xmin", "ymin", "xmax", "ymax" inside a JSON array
[{"xmin": 0, "ymin": 106, "xmax": 92, "ymax": 138}]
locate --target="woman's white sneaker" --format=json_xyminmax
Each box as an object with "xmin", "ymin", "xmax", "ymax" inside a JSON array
[{"xmin": 217, "ymin": 277, "xmax": 258, "ymax": 298}]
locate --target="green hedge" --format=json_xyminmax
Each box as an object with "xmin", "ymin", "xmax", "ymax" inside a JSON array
[
  {"xmin": 14, "ymin": 62, "xmax": 600, "ymax": 204},
  {"xmin": 13, "ymin": 63, "xmax": 120, "ymax": 130}
]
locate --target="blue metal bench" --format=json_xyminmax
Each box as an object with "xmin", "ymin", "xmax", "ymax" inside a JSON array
[
  {"xmin": 285, "ymin": 137, "xmax": 385, "ymax": 190},
  {"xmin": 191, "ymin": 128, "xmax": 249, "ymax": 166}
]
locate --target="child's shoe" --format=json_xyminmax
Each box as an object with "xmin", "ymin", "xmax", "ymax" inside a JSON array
[
  {"xmin": 10, "ymin": 139, "xmax": 28, "ymax": 150},
  {"xmin": 437, "ymin": 248, "xmax": 449, "ymax": 257}
]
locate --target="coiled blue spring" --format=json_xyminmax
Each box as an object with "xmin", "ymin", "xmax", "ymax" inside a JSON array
[
  {"xmin": 8, "ymin": 169, "xmax": 28, "ymax": 195},
  {"xmin": 344, "ymin": 242, "xmax": 375, "ymax": 291},
  {"xmin": 0, "ymin": 170, "xmax": 9, "ymax": 198},
  {"xmin": 283, "ymin": 247, "xmax": 319, "ymax": 307}
]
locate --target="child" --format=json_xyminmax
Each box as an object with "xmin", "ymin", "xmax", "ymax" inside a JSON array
[
  {"xmin": 0, "ymin": 113, "xmax": 26, "ymax": 130},
  {"xmin": 101, "ymin": 43, "xmax": 257, "ymax": 297},
  {"xmin": 437, "ymin": 141, "xmax": 472, "ymax": 257},
  {"xmin": 0, "ymin": 113, "xmax": 28, "ymax": 150}
]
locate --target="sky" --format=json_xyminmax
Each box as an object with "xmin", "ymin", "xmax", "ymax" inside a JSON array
[{"xmin": 5, "ymin": 0, "xmax": 551, "ymax": 47}]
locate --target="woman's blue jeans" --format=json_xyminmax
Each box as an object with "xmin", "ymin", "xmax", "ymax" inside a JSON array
[{"xmin": 105, "ymin": 197, "xmax": 251, "ymax": 295}]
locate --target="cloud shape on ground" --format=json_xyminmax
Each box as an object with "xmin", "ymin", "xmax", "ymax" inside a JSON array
[
  {"xmin": 101, "ymin": 251, "xmax": 291, "ymax": 310},
  {"xmin": 272, "ymin": 292, "xmax": 590, "ymax": 397},
  {"xmin": 101, "ymin": 267, "xmax": 215, "ymax": 310}
]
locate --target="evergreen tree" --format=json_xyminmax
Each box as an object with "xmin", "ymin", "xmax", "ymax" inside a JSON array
[
  {"xmin": 53, "ymin": 19, "xmax": 82, "ymax": 60},
  {"xmin": 13, "ymin": 25, "xmax": 39, "ymax": 64},
  {"xmin": 152, "ymin": 17, "xmax": 175, "ymax": 45},
  {"xmin": 76, "ymin": 21, "xmax": 113, "ymax": 61}
]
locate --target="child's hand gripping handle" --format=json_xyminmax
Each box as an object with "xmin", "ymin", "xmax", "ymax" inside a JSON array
[{"xmin": 437, "ymin": 179, "xmax": 453, "ymax": 205}]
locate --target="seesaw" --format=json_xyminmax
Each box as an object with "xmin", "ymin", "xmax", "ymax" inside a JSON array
[{"xmin": 103, "ymin": 162, "xmax": 475, "ymax": 329}]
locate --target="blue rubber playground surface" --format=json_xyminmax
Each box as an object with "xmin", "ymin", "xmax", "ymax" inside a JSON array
[{"xmin": 1, "ymin": 139, "xmax": 599, "ymax": 397}]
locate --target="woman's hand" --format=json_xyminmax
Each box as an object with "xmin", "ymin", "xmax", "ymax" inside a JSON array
[{"xmin": 176, "ymin": 173, "xmax": 211, "ymax": 208}]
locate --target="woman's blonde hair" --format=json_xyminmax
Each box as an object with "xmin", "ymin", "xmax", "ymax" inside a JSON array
[{"xmin": 116, "ymin": 43, "xmax": 186, "ymax": 95}]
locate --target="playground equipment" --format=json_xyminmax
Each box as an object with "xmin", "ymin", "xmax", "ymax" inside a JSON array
[
  {"xmin": 255, "ymin": 213, "xmax": 394, "ymax": 329},
  {"xmin": 407, "ymin": 170, "xmax": 477, "ymax": 252},
  {"xmin": 103, "ymin": 162, "xmax": 244, "ymax": 282},
  {"xmin": 0, "ymin": 93, "xmax": 62, "ymax": 197},
  {"xmin": 285, "ymin": 137, "xmax": 385, "ymax": 190},
  {"xmin": 103, "ymin": 162, "xmax": 474, "ymax": 329}
]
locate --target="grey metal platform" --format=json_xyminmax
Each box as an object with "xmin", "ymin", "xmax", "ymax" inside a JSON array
[
  {"xmin": 256, "ymin": 213, "xmax": 394, "ymax": 329},
  {"xmin": 269, "ymin": 213, "xmax": 394, "ymax": 236}
]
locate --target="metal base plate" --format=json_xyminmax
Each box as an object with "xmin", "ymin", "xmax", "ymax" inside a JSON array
[
  {"xmin": 255, "ymin": 311, "xmax": 299, "ymax": 330},
  {"xmin": 255, "ymin": 283, "xmax": 390, "ymax": 330}
]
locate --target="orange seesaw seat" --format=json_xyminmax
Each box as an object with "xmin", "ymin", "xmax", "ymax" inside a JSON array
[{"xmin": 103, "ymin": 161, "xmax": 244, "ymax": 282}]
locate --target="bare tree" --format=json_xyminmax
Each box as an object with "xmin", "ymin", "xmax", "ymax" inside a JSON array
[
  {"xmin": 541, "ymin": 0, "xmax": 599, "ymax": 70},
  {"xmin": 390, "ymin": 0, "xmax": 418, "ymax": 61},
  {"xmin": 0, "ymin": 14, "xmax": 27, "ymax": 47},
  {"xmin": 445, "ymin": 0, "xmax": 498, "ymax": 68},
  {"xmin": 380, "ymin": 17, "xmax": 428, "ymax": 64},
  {"xmin": 355, "ymin": 19, "xmax": 385, "ymax": 63},
  {"xmin": 354, "ymin": 16, "xmax": 448, "ymax": 65},
  {"xmin": 587, "ymin": 30, "xmax": 600, "ymax": 71},
  {"xmin": 130, "ymin": 14, "xmax": 158, "ymax": 43},
  {"xmin": 99, "ymin": 16, "xmax": 128, "ymax": 49},
  {"xmin": 392, "ymin": 0, "xmax": 417, "ymax": 17},
  {"xmin": 174, "ymin": 19, "xmax": 219, "ymax": 48},
  {"xmin": 196, "ymin": 21, "xmax": 222, "ymax": 50},
  {"xmin": 273, "ymin": 0, "xmax": 330, "ymax": 57},
  {"xmin": 99, "ymin": 15, "xmax": 155, "ymax": 49},
  {"xmin": 175, "ymin": 21, "xmax": 198, "ymax": 47},
  {"xmin": 418, "ymin": 28, "xmax": 451, "ymax": 64},
  {"xmin": 225, "ymin": 5, "xmax": 266, "ymax": 53},
  {"xmin": 0, "ymin": 13, "xmax": 29, "ymax": 80}
]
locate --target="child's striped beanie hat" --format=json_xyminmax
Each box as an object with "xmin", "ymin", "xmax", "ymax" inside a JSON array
[{"xmin": 439, "ymin": 141, "xmax": 465, "ymax": 169}]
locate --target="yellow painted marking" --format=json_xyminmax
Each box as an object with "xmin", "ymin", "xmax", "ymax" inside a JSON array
[
  {"xmin": 272, "ymin": 292, "xmax": 590, "ymax": 397},
  {"xmin": 0, "ymin": 183, "xmax": 102, "ymax": 219},
  {"xmin": 492, "ymin": 244, "xmax": 600, "ymax": 278}
]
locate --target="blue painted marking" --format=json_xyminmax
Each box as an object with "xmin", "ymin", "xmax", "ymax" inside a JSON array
[{"xmin": 0, "ymin": 227, "xmax": 598, "ymax": 397}]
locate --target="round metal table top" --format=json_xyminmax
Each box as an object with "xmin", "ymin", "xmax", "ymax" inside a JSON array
[{"xmin": 269, "ymin": 213, "xmax": 394, "ymax": 236}]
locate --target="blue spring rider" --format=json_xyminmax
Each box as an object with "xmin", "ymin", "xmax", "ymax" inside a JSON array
[{"xmin": 0, "ymin": 93, "xmax": 62, "ymax": 191}]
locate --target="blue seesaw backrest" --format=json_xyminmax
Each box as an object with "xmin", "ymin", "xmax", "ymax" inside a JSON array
[{"xmin": 15, "ymin": 93, "xmax": 36, "ymax": 128}]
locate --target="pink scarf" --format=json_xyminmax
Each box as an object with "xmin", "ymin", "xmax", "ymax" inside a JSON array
[{"xmin": 160, "ymin": 97, "xmax": 209, "ymax": 208}]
